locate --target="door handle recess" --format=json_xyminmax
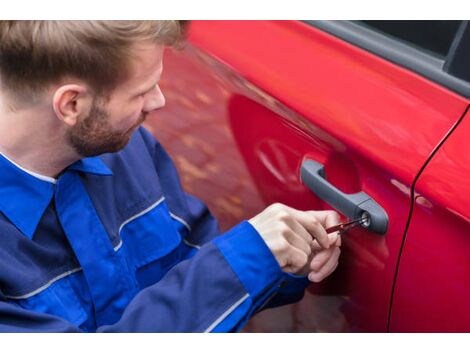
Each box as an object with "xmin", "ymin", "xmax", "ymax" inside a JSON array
[{"xmin": 300, "ymin": 159, "xmax": 388, "ymax": 234}]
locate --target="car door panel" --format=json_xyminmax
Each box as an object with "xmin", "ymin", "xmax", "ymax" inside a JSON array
[
  {"xmin": 146, "ymin": 20, "xmax": 470, "ymax": 332},
  {"xmin": 188, "ymin": 21, "xmax": 468, "ymax": 185}
]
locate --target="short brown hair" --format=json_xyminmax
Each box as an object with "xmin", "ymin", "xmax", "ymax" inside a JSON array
[{"xmin": 0, "ymin": 20, "xmax": 189, "ymax": 105}]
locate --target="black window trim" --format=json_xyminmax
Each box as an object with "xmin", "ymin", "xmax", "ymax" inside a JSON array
[{"xmin": 304, "ymin": 20, "xmax": 470, "ymax": 98}]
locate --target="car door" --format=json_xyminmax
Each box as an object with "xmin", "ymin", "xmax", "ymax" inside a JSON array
[{"xmin": 147, "ymin": 20, "xmax": 470, "ymax": 332}]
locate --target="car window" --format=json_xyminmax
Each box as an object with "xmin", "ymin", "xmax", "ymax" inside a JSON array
[{"xmin": 355, "ymin": 21, "xmax": 462, "ymax": 59}]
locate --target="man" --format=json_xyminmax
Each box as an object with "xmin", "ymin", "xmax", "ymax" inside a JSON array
[{"xmin": 0, "ymin": 21, "xmax": 341, "ymax": 332}]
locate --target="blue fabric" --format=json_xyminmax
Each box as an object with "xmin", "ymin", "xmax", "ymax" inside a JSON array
[
  {"xmin": 55, "ymin": 171, "xmax": 138, "ymax": 327},
  {"xmin": 213, "ymin": 221, "xmax": 284, "ymax": 297},
  {"xmin": 13, "ymin": 270, "xmax": 89, "ymax": 327},
  {"xmin": 210, "ymin": 250, "xmax": 310, "ymax": 332},
  {"xmin": 119, "ymin": 200, "xmax": 182, "ymax": 270},
  {"xmin": 262, "ymin": 273, "xmax": 310, "ymax": 311},
  {"xmin": 211, "ymin": 275, "xmax": 287, "ymax": 333},
  {"xmin": 0, "ymin": 127, "xmax": 309, "ymax": 332},
  {"xmin": 67, "ymin": 157, "xmax": 113, "ymax": 176},
  {"xmin": 0, "ymin": 155, "xmax": 54, "ymax": 239}
]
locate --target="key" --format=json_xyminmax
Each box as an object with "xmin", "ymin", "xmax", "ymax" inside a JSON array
[{"xmin": 325, "ymin": 214, "xmax": 369, "ymax": 234}]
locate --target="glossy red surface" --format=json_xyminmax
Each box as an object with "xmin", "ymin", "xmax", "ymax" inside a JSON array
[
  {"xmin": 188, "ymin": 21, "xmax": 468, "ymax": 186},
  {"xmin": 145, "ymin": 21, "xmax": 470, "ymax": 331},
  {"xmin": 390, "ymin": 110, "xmax": 470, "ymax": 332}
]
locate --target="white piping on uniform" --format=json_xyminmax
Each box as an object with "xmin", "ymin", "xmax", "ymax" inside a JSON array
[
  {"xmin": 169, "ymin": 212, "xmax": 192, "ymax": 232},
  {"xmin": 114, "ymin": 197, "xmax": 165, "ymax": 252},
  {"xmin": 118, "ymin": 197, "xmax": 165, "ymax": 236},
  {"xmin": 6, "ymin": 199, "xmax": 200, "ymax": 299},
  {"xmin": 203, "ymin": 293, "xmax": 250, "ymax": 333},
  {"xmin": 183, "ymin": 239, "xmax": 201, "ymax": 249},
  {"xmin": 115, "ymin": 198, "xmax": 201, "ymax": 251},
  {"xmin": 4, "ymin": 267, "xmax": 83, "ymax": 300},
  {"xmin": 170, "ymin": 212, "xmax": 200, "ymax": 249},
  {"xmin": 113, "ymin": 240, "xmax": 123, "ymax": 252}
]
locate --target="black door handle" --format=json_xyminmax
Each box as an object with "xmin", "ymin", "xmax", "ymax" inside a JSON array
[{"xmin": 300, "ymin": 159, "xmax": 388, "ymax": 234}]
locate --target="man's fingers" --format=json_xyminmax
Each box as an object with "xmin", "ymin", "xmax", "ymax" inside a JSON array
[
  {"xmin": 283, "ymin": 246, "xmax": 309, "ymax": 273},
  {"xmin": 308, "ymin": 247, "xmax": 341, "ymax": 282},
  {"xmin": 283, "ymin": 223, "xmax": 312, "ymax": 258},
  {"xmin": 320, "ymin": 210, "xmax": 341, "ymax": 229},
  {"xmin": 310, "ymin": 246, "xmax": 333, "ymax": 272},
  {"xmin": 322, "ymin": 210, "xmax": 341, "ymax": 244},
  {"xmin": 310, "ymin": 235, "xmax": 341, "ymax": 272},
  {"xmin": 311, "ymin": 232, "xmax": 340, "ymax": 252},
  {"xmin": 250, "ymin": 203, "xmax": 341, "ymax": 275},
  {"xmin": 309, "ymin": 261, "xmax": 339, "ymax": 283},
  {"xmin": 334, "ymin": 232, "xmax": 341, "ymax": 247},
  {"xmin": 284, "ymin": 217, "xmax": 314, "ymax": 247},
  {"xmin": 284, "ymin": 207, "xmax": 331, "ymax": 249}
]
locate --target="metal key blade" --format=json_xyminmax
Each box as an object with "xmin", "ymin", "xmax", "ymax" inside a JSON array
[{"xmin": 325, "ymin": 217, "xmax": 365, "ymax": 234}]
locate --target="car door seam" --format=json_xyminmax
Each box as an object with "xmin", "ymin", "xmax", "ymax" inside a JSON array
[{"xmin": 387, "ymin": 102, "xmax": 470, "ymax": 331}]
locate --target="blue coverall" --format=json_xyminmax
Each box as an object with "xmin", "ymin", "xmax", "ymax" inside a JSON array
[{"xmin": 0, "ymin": 127, "xmax": 309, "ymax": 332}]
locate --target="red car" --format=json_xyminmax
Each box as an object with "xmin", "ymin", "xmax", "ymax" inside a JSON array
[{"xmin": 144, "ymin": 20, "xmax": 470, "ymax": 332}]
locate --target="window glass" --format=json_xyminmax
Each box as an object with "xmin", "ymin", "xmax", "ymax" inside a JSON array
[{"xmin": 355, "ymin": 21, "xmax": 462, "ymax": 59}]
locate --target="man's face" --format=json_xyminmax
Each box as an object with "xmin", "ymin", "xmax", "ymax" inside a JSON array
[{"xmin": 67, "ymin": 43, "xmax": 166, "ymax": 157}]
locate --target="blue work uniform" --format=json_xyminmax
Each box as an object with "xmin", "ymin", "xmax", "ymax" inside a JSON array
[{"xmin": 0, "ymin": 127, "xmax": 309, "ymax": 332}]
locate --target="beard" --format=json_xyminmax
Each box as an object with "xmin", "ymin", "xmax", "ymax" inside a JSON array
[{"xmin": 67, "ymin": 99, "xmax": 145, "ymax": 157}]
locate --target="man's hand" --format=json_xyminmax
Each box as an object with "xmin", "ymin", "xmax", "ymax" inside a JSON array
[
  {"xmin": 248, "ymin": 203, "xmax": 341, "ymax": 282},
  {"xmin": 301, "ymin": 232, "xmax": 341, "ymax": 282}
]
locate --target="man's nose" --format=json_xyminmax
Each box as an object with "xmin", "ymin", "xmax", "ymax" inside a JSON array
[{"xmin": 143, "ymin": 85, "xmax": 166, "ymax": 113}]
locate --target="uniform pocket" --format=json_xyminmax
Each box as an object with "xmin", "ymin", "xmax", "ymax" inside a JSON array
[
  {"xmin": 13, "ymin": 269, "xmax": 88, "ymax": 327},
  {"xmin": 119, "ymin": 199, "xmax": 182, "ymax": 271}
]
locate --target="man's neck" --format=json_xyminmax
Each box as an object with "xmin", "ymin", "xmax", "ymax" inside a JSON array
[
  {"xmin": 0, "ymin": 145, "xmax": 78, "ymax": 179},
  {"xmin": 0, "ymin": 97, "xmax": 80, "ymax": 178},
  {"xmin": 0, "ymin": 152, "xmax": 58, "ymax": 183}
]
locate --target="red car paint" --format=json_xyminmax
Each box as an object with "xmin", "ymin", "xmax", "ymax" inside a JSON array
[
  {"xmin": 145, "ymin": 21, "xmax": 470, "ymax": 332},
  {"xmin": 389, "ymin": 108, "xmax": 470, "ymax": 332}
]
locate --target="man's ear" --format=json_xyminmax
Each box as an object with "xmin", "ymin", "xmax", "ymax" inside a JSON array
[{"xmin": 52, "ymin": 84, "xmax": 91, "ymax": 126}]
